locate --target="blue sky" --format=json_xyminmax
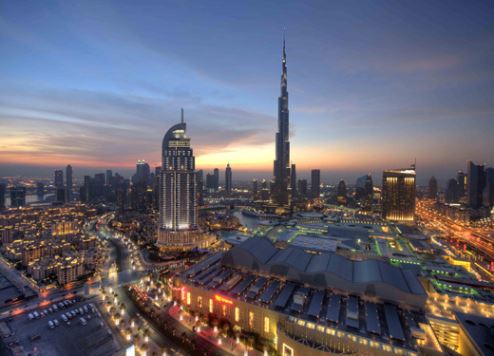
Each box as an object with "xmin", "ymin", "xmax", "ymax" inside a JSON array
[{"xmin": 1, "ymin": 0, "xmax": 493, "ymax": 185}]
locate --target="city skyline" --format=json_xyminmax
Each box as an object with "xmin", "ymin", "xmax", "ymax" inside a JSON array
[{"xmin": 1, "ymin": 1, "xmax": 494, "ymax": 183}]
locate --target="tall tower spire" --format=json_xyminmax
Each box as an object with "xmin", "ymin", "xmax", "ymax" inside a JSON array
[
  {"xmin": 273, "ymin": 32, "xmax": 291, "ymax": 207},
  {"xmin": 181, "ymin": 108, "xmax": 184, "ymax": 124}
]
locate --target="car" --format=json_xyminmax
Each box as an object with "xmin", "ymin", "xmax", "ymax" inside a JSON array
[
  {"xmin": 80, "ymin": 317, "xmax": 87, "ymax": 326},
  {"xmin": 83, "ymin": 305, "xmax": 88, "ymax": 313},
  {"xmin": 48, "ymin": 307, "xmax": 53, "ymax": 313},
  {"xmin": 33, "ymin": 311, "xmax": 40, "ymax": 319},
  {"xmin": 48, "ymin": 321, "xmax": 54, "ymax": 329},
  {"xmin": 53, "ymin": 319, "xmax": 59, "ymax": 327},
  {"xmin": 53, "ymin": 305, "xmax": 58, "ymax": 311},
  {"xmin": 71, "ymin": 311, "xmax": 77, "ymax": 317},
  {"xmin": 86, "ymin": 314, "xmax": 92, "ymax": 320},
  {"xmin": 61, "ymin": 315, "xmax": 68, "ymax": 322},
  {"xmin": 58, "ymin": 302, "xmax": 64, "ymax": 309},
  {"xmin": 79, "ymin": 307, "xmax": 84, "ymax": 314},
  {"xmin": 64, "ymin": 300, "xmax": 70, "ymax": 306},
  {"xmin": 28, "ymin": 313, "xmax": 34, "ymax": 320}
]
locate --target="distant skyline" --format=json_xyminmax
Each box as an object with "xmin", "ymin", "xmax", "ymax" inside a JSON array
[{"xmin": 1, "ymin": 1, "xmax": 494, "ymax": 185}]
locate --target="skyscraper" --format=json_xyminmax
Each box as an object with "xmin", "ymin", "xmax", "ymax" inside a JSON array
[
  {"xmin": 467, "ymin": 161, "xmax": 485, "ymax": 209},
  {"xmin": 10, "ymin": 186, "xmax": 26, "ymax": 208},
  {"xmin": 157, "ymin": 110, "xmax": 210, "ymax": 251},
  {"xmin": 311, "ymin": 169, "xmax": 321, "ymax": 199},
  {"xmin": 298, "ymin": 179, "xmax": 308, "ymax": 199},
  {"xmin": 36, "ymin": 182, "xmax": 44, "ymax": 200},
  {"xmin": 428, "ymin": 176, "xmax": 438, "ymax": 199},
  {"xmin": 0, "ymin": 183, "xmax": 5, "ymax": 209},
  {"xmin": 213, "ymin": 168, "xmax": 219, "ymax": 191},
  {"xmin": 136, "ymin": 160, "xmax": 150, "ymax": 185},
  {"xmin": 355, "ymin": 174, "xmax": 373, "ymax": 202},
  {"xmin": 54, "ymin": 169, "xmax": 63, "ymax": 188},
  {"xmin": 106, "ymin": 169, "xmax": 113, "ymax": 186},
  {"xmin": 457, "ymin": 170, "xmax": 466, "ymax": 198},
  {"xmin": 337, "ymin": 179, "xmax": 347, "ymax": 200},
  {"xmin": 445, "ymin": 178, "xmax": 459, "ymax": 203},
  {"xmin": 65, "ymin": 164, "xmax": 73, "ymax": 202},
  {"xmin": 272, "ymin": 36, "xmax": 291, "ymax": 206},
  {"xmin": 483, "ymin": 167, "xmax": 494, "ymax": 207},
  {"xmin": 382, "ymin": 167, "xmax": 416, "ymax": 222},
  {"xmin": 252, "ymin": 179, "xmax": 259, "ymax": 200},
  {"xmin": 290, "ymin": 164, "xmax": 297, "ymax": 199},
  {"xmin": 225, "ymin": 163, "xmax": 232, "ymax": 196}
]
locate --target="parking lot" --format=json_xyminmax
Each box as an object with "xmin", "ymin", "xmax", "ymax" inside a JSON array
[{"xmin": 2, "ymin": 297, "xmax": 121, "ymax": 355}]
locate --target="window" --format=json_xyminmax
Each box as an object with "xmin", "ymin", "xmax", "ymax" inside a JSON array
[
  {"xmin": 197, "ymin": 296, "xmax": 203, "ymax": 308},
  {"xmin": 282, "ymin": 344, "xmax": 294, "ymax": 356},
  {"xmin": 222, "ymin": 304, "xmax": 227, "ymax": 317},
  {"xmin": 186, "ymin": 292, "xmax": 191, "ymax": 305},
  {"xmin": 209, "ymin": 298, "xmax": 213, "ymax": 313},
  {"xmin": 235, "ymin": 307, "xmax": 240, "ymax": 322},
  {"xmin": 264, "ymin": 316, "xmax": 270, "ymax": 333},
  {"xmin": 248, "ymin": 312, "xmax": 254, "ymax": 329}
]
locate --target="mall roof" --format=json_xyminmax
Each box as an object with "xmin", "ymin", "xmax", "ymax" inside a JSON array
[{"xmin": 222, "ymin": 237, "xmax": 426, "ymax": 308}]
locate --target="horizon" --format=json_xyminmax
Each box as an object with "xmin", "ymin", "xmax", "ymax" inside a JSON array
[{"xmin": 1, "ymin": 1, "xmax": 494, "ymax": 186}]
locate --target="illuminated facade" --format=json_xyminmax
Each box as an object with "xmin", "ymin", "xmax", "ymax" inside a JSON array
[
  {"xmin": 382, "ymin": 167, "xmax": 416, "ymax": 222},
  {"xmin": 157, "ymin": 110, "xmax": 215, "ymax": 251},
  {"xmin": 272, "ymin": 37, "xmax": 292, "ymax": 206}
]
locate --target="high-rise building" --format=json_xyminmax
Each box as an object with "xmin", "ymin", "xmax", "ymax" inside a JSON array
[
  {"xmin": 157, "ymin": 110, "xmax": 210, "ymax": 251},
  {"xmin": 260, "ymin": 179, "xmax": 270, "ymax": 201},
  {"xmin": 54, "ymin": 169, "xmax": 64, "ymax": 188},
  {"xmin": 272, "ymin": 37, "xmax": 291, "ymax": 206},
  {"xmin": 467, "ymin": 161, "xmax": 485, "ymax": 209},
  {"xmin": 225, "ymin": 163, "xmax": 232, "ymax": 196},
  {"xmin": 213, "ymin": 168, "xmax": 219, "ymax": 191},
  {"xmin": 135, "ymin": 160, "xmax": 150, "ymax": 185},
  {"xmin": 290, "ymin": 164, "xmax": 297, "ymax": 199},
  {"xmin": 0, "ymin": 183, "xmax": 5, "ymax": 209},
  {"xmin": 65, "ymin": 164, "xmax": 73, "ymax": 202},
  {"xmin": 10, "ymin": 186, "xmax": 26, "ymax": 208},
  {"xmin": 355, "ymin": 174, "xmax": 373, "ymax": 202},
  {"xmin": 310, "ymin": 169, "xmax": 321, "ymax": 199},
  {"xmin": 106, "ymin": 169, "xmax": 113, "ymax": 186},
  {"xmin": 457, "ymin": 170, "xmax": 466, "ymax": 198},
  {"xmin": 445, "ymin": 178, "xmax": 459, "ymax": 203},
  {"xmin": 93, "ymin": 173, "xmax": 105, "ymax": 199},
  {"xmin": 54, "ymin": 169, "xmax": 64, "ymax": 203},
  {"xmin": 252, "ymin": 179, "xmax": 259, "ymax": 200},
  {"xmin": 298, "ymin": 179, "xmax": 308, "ymax": 199},
  {"xmin": 382, "ymin": 167, "xmax": 416, "ymax": 222},
  {"xmin": 483, "ymin": 167, "xmax": 494, "ymax": 207},
  {"xmin": 428, "ymin": 176, "xmax": 438, "ymax": 200},
  {"xmin": 82, "ymin": 175, "xmax": 91, "ymax": 203}
]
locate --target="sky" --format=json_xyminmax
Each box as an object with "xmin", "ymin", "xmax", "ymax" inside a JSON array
[{"xmin": 1, "ymin": 0, "xmax": 494, "ymax": 185}]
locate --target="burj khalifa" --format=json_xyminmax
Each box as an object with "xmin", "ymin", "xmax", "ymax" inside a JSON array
[{"xmin": 272, "ymin": 37, "xmax": 291, "ymax": 206}]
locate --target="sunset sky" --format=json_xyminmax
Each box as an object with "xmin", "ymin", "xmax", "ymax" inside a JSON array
[{"xmin": 1, "ymin": 1, "xmax": 494, "ymax": 184}]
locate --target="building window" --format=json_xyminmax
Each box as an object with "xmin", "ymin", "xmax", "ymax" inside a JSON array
[
  {"xmin": 197, "ymin": 296, "xmax": 203, "ymax": 308},
  {"xmin": 264, "ymin": 316, "xmax": 270, "ymax": 333},
  {"xmin": 186, "ymin": 292, "xmax": 191, "ymax": 305},
  {"xmin": 222, "ymin": 304, "xmax": 227, "ymax": 317},
  {"xmin": 209, "ymin": 298, "xmax": 213, "ymax": 313},
  {"xmin": 248, "ymin": 311, "xmax": 254, "ymax": 329},
  {"xmin": 235, "ymin": 307, "xmax": 240, "ymax": 322}
]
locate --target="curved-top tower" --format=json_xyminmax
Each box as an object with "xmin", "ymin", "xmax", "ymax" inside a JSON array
[{"xmin": 157, "ymin": 109, "xmax": 213, "ymax": 251}]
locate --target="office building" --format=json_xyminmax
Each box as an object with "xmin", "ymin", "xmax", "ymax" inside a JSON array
[
  {"xmin": 355, "ymin": 174, "xmax": 373, "ymax": 206},
  {"xmin": 135, "ymin": 160, "xmax": 150, "ymax": 185},
  {"xmin": 428, "ymin": 176, "xmax": 438, "ymax": 199},
  {"xmin": 252, "ymin": 179, "xmax": 259, "ymax": 200},
  {"xmin": 213, "ymin": 168, "xmax": 219, "ymax": 191},
  {"xmin": 225, "ymin": 163, "xmax": 232, "ymax": 196},
  {"xmin": 457, "ymin": 170, "xmax": 466, "ymax": 198},
  {"xmin": 483, "ymin": 167, "xmax": 494, "ymax": 207},
  {"xmin": 157, "ymin": 110, "xmax": 214, "ymax": 251},
  {"xmin": 445, "ymin": 178, "xmax": 459, "ymax": 203},
  {"xmin": 196, "ymin": 169, "xmax": 204, "ymax": 206},
  {"xmin": 298, "ymin": 179, "xmax": 308, "ymax": 199},
  {"xmin": 290, "ymin": 164, "xmax": 297, "ymax": 199},
  {"xmin": 65, "ymin": 164, "xmax": 73, "ymax": 202},
  {"xmin": 467, "ymin": 161, "xmax": 485, "ymax": 209},
  {"xmin": 10, "ymin": 186, "xmax": 26, "ymax": 208},
  {"xmin": 0, "ymin": 183, "xmax": 5, "ymax": 209},
  {"xmin": 337, "ymin": 179, "xmax": 347, "ymax": 199},
  {"xmin": 106, "ymin": 169, "xmax": 113, "ymax": 186},
  {"xmin": 272, "ymin": 37, "xmax": 291, "ymax": 206},
  {"xmin": 382, "ymin": 167, "xmax": 416, "ymax": 222},
  {"xmin": 54, "ymin": 169, "xmax": 64, "ymax": 203},
  {"xmin": 311, "ymin": 169, "xmax": 321, "ymax": 199}
]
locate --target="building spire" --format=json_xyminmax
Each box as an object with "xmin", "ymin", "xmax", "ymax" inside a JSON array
[{"xmin": 181, "ymin": 108, "xmax": 184, "ymax": 124}]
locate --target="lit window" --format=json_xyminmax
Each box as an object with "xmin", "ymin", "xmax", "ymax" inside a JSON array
[
  {"xmin": 249, "ymin": 312, "xmax": 254, "ymax": 329},
  {"xmin": 197, "ymin": 296, "xmax": 203, "ymax": 308},
  {"xmin": 282, "ymin": 343, "xmax": 294, "ymax": 356},
  {"xmin": 264, "ymin": 316, "xmax": 270, "ymax": 333},
  {"xmin": 235, "ymin": 307, "xmax": 240, "ymax": 322},
  {"xmin": 186, "ymin": 292, "xmax": 191, "ymax": 305},
  {"xmin": 209, "ymin": 298, "xmax": 213, "ymax": 313},
  {"xmin": 222, "ymin": 304, "xmax": 227, "ymax": 317}
]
